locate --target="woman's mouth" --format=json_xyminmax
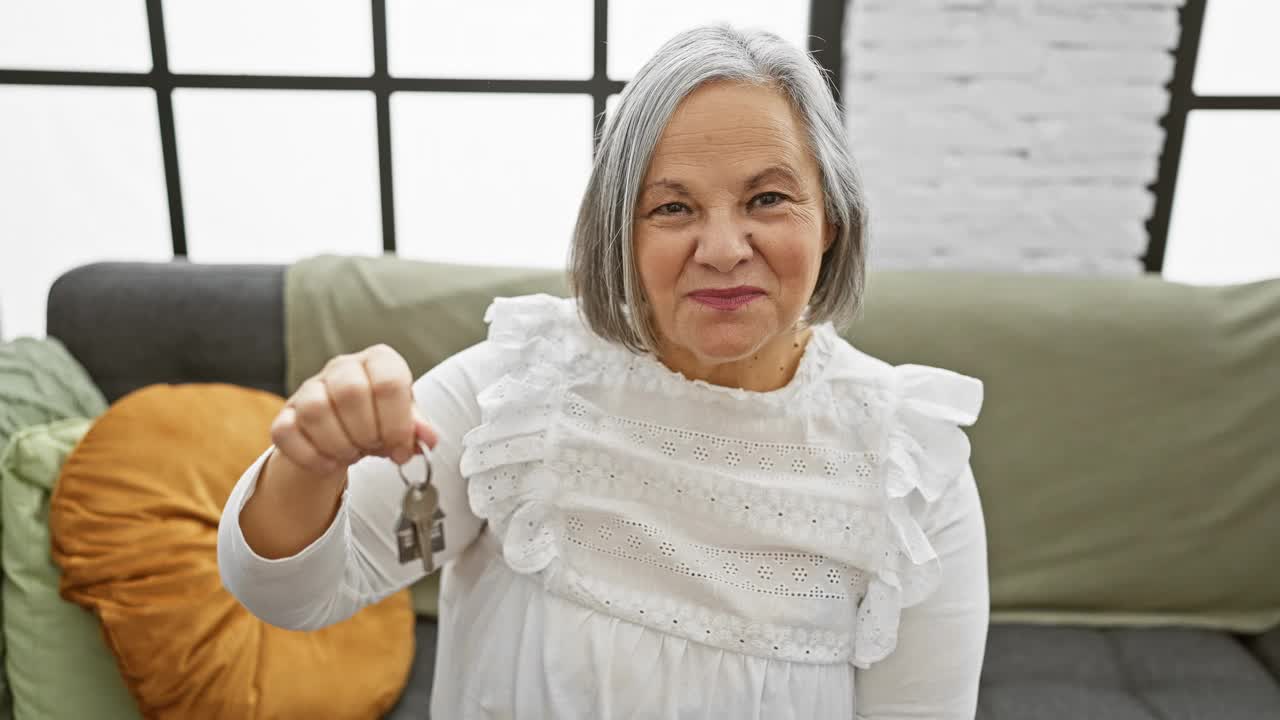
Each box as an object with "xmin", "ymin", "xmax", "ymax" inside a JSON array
[{"xmin": 688, "ymin": 286, "xmax": 765, "ymax": 310}]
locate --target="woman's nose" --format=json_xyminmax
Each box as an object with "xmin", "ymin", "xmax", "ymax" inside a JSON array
[{"xmin": 693, "ymin": 210, "xmax": 753, "ymax": 273}]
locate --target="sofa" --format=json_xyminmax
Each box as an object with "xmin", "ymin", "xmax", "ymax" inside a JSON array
[{"xmin": 38, "ymin": 256, "xmax": 1280, "ymax": 719}]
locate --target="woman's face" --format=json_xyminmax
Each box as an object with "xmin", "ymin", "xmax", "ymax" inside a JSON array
[{"xmin": 633, "ymin": 80, "xmax": 833, "ymax": 370}]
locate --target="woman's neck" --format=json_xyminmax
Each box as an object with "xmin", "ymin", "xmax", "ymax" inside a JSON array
[{"xmin": 656, "ymin": 326, "xmax": 814, "ymax": 393}]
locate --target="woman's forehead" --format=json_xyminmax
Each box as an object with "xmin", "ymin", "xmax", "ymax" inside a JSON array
[
  {"xmin": 663, "ymin": 83, "xmax": 801, "ymax": 142},
  {"xmin": 648, "ymin": 81, "xmax": 812, "ymax": 173}
]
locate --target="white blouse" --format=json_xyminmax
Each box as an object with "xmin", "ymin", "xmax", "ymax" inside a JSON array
[{"xmin": 218, "ymin": 293, "xmax": 989, "ymax": 720}]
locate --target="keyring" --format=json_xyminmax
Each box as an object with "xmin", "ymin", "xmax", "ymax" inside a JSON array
[{"xmin": 396, "ymin": 438, "xmax": 434, "ymax": 489}]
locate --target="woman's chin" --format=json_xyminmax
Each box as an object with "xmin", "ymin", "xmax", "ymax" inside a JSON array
[
  {"xmin": 684, "ymin": 326, "xmax": 769, "ymax": 364},
  {"xmin": 665, "ymin": 304, "xmax": 777, "ymax": 362}
]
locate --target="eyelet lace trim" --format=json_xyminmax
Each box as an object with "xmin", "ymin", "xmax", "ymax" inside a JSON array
[
  {"xmin": 467, "ymin": 375, "xmax": 882, "ymax": 491},
  {"xmin": 550, "ymin": 565, "xmax": 857, "ymax": 664},
  {"xmin": 562, "ymin": 513, "xmax": 870, "ymax": 602},
  {"xmin": 459, "ymin": 293, "xmax": 984, "ymax": 668}
]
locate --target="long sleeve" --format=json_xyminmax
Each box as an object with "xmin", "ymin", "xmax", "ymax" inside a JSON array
[
  {"xmin": 217, "ymin": 340, "xmax": 504, "ymax": 631},
  {"xmin": 854, "ymin": 464, "xmax": 990, "ymax": 719}
]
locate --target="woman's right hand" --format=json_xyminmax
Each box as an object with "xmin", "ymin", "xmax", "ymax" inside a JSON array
[{"xmin": 270, "ymin": 344, "xmax": 439, "ymax": 478}]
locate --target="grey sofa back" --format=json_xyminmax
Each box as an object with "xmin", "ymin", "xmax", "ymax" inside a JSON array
[{"xmin": 47, "ymin": 261, "xmax": 286, "ymax": 402}]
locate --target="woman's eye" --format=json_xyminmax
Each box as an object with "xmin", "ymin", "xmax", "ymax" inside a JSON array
[
  {"xmin": 654, "ymin": 202, "xmax": 688, "ymax": 215},
  {"xmin": 751, "ymin": 192, "xmax": 787, "ymax": 209}
]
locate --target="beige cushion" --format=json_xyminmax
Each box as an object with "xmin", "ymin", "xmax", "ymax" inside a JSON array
[{"xmin": 848, "ymin": 271, "xmax": 1280, "ymax": 631}]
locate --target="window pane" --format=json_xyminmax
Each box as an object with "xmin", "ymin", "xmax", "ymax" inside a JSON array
[
  {"xmin": 0, "ymin": 0, "xmax": 150, "ymax": 72},
  {"xmin": 164, "ymin": 0, "xmax": 373, "ymax": 76},
  {"xmin": 388, "ymin": 0, "xmax": 592, "ymax": 80},
  {"xmin": 1194, "ymin": 0, "xmax": 1280, "ymax": 95},
  {"xmin": 608, "ymin": 0, "xmax": 810, "ymax": 81},
  {"xmin": 392, "ymin": 93, "xmax": 593, "ymax": 268},
  {"xmin": 0, "ymin": 86, "xmax": 170, "ymax": 340},
  {"xmin": 173, "ymin": 89, "xmax": 382, "ymax": 263},
  {"xmin": 1164, "ymin": 111, "xmax": 1280, "ymax": 285}
]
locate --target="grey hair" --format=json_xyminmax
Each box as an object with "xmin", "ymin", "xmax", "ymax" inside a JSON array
[{"xmin": 569, "ymin": 23, "xmax": 869, "ymax": 355}]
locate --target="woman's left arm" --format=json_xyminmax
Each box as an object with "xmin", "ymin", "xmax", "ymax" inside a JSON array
[{"xmin": 854, "ymin": 464, "xmax": 990, "ymax": 720}]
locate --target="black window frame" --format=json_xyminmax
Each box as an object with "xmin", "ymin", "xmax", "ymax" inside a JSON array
[
  {"xmin": 1143, "ymin": 0, "xmax": 1280, "ymax": 271},
  {"xmin": 0, "ymin": 0, "xmax": 841, "ymax": 258}
]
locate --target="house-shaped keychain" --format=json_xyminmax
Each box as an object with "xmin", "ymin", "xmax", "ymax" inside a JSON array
[{"xmin": 430, "ymin": 506, "xmax": 446, "ymax": 553}]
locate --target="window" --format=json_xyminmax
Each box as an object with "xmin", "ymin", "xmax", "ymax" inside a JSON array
[
  {"xmin": 0, "ymin": 0, "xmax": 841, "ymax": 339},
  {"xmin": 1153, "ymin": 0, "xmax": 1280, "ymax": 284}
]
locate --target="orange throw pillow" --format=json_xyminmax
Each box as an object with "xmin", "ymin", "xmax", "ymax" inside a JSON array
[{"xmin": 49, "ymin": 384, "xmax": 414, "ymax": 720}]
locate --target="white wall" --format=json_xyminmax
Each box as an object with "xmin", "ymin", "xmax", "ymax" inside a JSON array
[{"xmin": 844, "ymin": 0, "xmax": 1183, "ymax": 273}]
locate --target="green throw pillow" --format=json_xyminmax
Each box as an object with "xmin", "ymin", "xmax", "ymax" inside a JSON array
[
  {"xmin": 0, "ymin": 337, "xmax": 107, "ymax": 450},
  {"xmin": 0, "ymin": 336, "xmax": 109, "ymax": 717},
  {"xmin": 0, "ymin": 419, "xmax": 139, "ymax": 719}
]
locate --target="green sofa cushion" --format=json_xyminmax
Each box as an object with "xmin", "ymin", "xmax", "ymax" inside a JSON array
[
  {"xmin": 287, "ymin": 255, "xmax": 1280, "ymax": 631},
  {"xmin": 0, "ymin": 418, "xmax": 138, "ymax": 719}
]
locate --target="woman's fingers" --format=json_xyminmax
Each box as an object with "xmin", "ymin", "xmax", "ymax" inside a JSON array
[
  {"xmin": 270, "ymin": 404, "xmax": 343, "ymax": 477},
  {"xmin": 324, "ymin": 355, "xmax": 381, "ymax": 455},
  {"xmin": 362, "ymin": 344, "xmax": 416, "ymax": 464},
  {"xmin": 272, "ymin": 343, "xmax": 436, "ymax": 477},
  {"xmin": 412, "ymin": 405, "xmax": 440, "ymax": 450},
  {"xmin": 291, "ymin": 377, "xmax": 361, "ymax": 464}
]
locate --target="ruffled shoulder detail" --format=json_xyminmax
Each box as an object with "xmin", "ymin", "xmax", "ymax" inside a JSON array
[
  {"xmin": 461, "ymin": 294, "xmax": 607, "ymax": 574},
  {"xmin": 852, "ymin": 362, "xmax": 983, "ymax": 667},
  {"xmin": 477, "ymin": 293, "xmax": 612, "ymax": 384},
  {"xmin": 482, "ymin": 293, "xmax": 585, "ymax": 353}
]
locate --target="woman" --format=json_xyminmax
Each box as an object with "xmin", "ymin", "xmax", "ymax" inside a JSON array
[{"xmin": 219, "ymin": 23, "xmax": 988, "ymax": 719}]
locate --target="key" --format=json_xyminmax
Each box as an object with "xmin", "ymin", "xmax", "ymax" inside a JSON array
[
  {"xmin": 409, "ymin": 482, "xmax": 438, "ymax": 574},
  {"xmin": 395, "ymin": 487, "xmax": 424, "ymax": 565},
  {"xmin": 394, "ymin": 438, "xmax": 441, "ymax": 574},
  {"xmin": 430, "ymin": 504, "xmax": 448, "ymax": 554}
]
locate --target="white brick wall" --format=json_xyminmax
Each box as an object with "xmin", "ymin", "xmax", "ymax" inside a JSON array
[{"xmin": 843, "ymin": 0, "xmax": 1184, "ymax": 273}]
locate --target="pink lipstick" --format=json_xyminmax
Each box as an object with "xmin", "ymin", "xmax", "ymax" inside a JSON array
[{"xmin": 688, "ymin": 286, "xmax": 765, "ymax": 310}]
